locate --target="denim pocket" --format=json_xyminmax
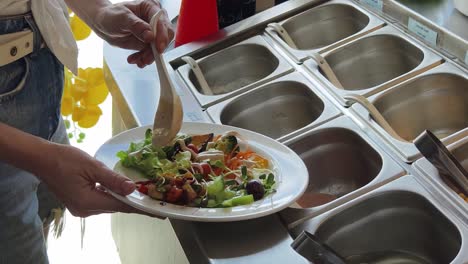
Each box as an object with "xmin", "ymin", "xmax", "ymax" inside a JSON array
[{"xmin": 0, "ymin": 57, "xmax": 30, "ymax": 103}]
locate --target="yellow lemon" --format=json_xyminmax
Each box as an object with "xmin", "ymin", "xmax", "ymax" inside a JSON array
[
  {"xmin": 70, "ymin": 15, "xmax": 91, "ymax": 41},
  {"xmin": 72, "ymin": 105, "xmax": 86, "ymax": 122},
  {"xmin": 61, "ymin": 96, "xmax": 74, "ymax": 116},
  {"xmin": 78, "ymin": 105, "xmax": 102, "ymax": 128}
]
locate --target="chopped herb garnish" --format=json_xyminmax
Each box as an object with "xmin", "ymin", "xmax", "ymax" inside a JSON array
[
  {"xmin": 241, "ymin": 166, "xmax": 248, "ymax": 180},
  {"xmin": 225, "ymin": 179, "xmax": 238, "ymax": 186}
]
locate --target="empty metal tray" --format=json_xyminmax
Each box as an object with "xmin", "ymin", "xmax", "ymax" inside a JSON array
[
  {"xmin": 303, "ymin": 26, "xmax": 443, "ymax": 105},
  {"xmin": 351, "ymin": 62, "xmax": 468, "ymax": 162},
  {"xmin": 177, "ymin": 35, "xmax": 293, "ymax": 108},
  {"xmin": 265, "ymin": 0, "xmax": 385, "ymax": 63},
  {"xmin": 289, "ymin": 176, "xmax": 467, "ymax": 264},
  {"xmin": 206, "ymin": 71, "xmax": 341, "ymax": 142}
]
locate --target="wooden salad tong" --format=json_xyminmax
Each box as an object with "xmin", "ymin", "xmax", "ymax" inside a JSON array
[{"xmin": 149, "ymin": 11, "xmax": 183, "ymax": 148}]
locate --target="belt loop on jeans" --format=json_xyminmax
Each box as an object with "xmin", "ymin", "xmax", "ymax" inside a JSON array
[{"xmin": 24, "ymin": 14, "xmax": 44, "ymax": 53}]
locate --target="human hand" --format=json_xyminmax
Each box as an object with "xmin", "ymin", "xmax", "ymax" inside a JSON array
[
  {"xmin": 92, "ymin": 0, "xmax": 174, "ymax": 68},
  {"xmin": 37, "ymin": 143, "xmax": 155, "ymax": 218}
]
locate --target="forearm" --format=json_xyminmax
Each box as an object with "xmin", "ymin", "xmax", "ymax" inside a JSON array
[
  {"xmin": 65, "ymin": 0, "xmax": 111, "ymax": 24},
  {"xmin": 0, "ymin": 122, "xmax": 56, "ymax": 178}
]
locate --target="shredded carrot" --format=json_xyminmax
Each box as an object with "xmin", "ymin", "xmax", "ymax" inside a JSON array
[
  {"xmin": 213, "ymin": 135, "xmax": 221, "ymax": 142},
  {"xmin": 234, "ymin": 149, "xmax": 254, "ymax": 160},
  {"xmin": 228, "ymin": 158, "xmax": 241, "ymax": 170},
  {"xmin": 227, "ymin": 149, "xmax": 254, "ymax": 170}
]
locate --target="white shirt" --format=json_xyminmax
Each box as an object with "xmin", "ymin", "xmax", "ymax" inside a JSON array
[
  {"xmin": 0, "ymin": 0, "xmax": 78, "ymax": 74},
  {"xmin": 0, "ymin": 0, "xmax": 30, "ymax": 15}
]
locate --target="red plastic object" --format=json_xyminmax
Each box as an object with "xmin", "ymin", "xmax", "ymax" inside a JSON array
[{"xmin": 175, "ymin": 0, "xmax": 219, "ymax": 47}]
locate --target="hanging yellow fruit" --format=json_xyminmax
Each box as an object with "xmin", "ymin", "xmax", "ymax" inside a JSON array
[
  {"xmin": 61, "ymin": 96, "xmax": 74, "ymax": 116},
  {"xmin": 78, "ymin": 105, "xmax": 103, "ymax": 128},
  {"xmin": 78, "ymin": 67, "xmax": 90, "ymax": 79},
  {"xmin": 71, "ymin": 81, "xmax": 88, "ymax": 101},
  {"xmin": 70, "ymin": 15, "xmax": 92, "ymax": 41},
  {"xmin": 70, "ymin": 68, "xmax": 90, "ymax": 100},
  {"xmin": 82, "ymin": 82, "xmax": 109, "ymax": 105},
  {"xmin": 81, "ymin": 68, "xmax": 109, "ymax": 105},
  {"xmin": 72, "ymin": 105, "xmax": 86, "ymax": 122},
  {"xmin": 87, "ymin": 68, "xmax": 104, "ymax": 83},
  {"xmin": 63, "ymin": 70, "xmax": 72, "ymax": 98},
  {"xmin": 61, "ymin": 66, "xmax": 109, "ymax": 142}
]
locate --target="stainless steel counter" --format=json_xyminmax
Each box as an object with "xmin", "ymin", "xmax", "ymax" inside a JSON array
[
  {"xmin": 396, "ymin": 0, "xmax": 468, "ymax": 41},
  {"xmin": 103, "ymin": 0, "xmax": 468, "ymax": 263}
]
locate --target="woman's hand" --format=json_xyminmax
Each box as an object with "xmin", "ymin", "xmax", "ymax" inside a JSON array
[
  {"xmin": 39, "ymin": 144, "xmax": 164, "ymax": 218},
  {"xmin": 0, "ymin": 122, "xmax": 161, "ymax": 218},
  {"xmin": 67, "ymin": 0, "xmax": 174, "ymax": 68},
  {"xmin": 95, "ymin": 0, "xmax": 174, "ymax": 67},
  {"xmin": 37, "ymin": 143, "xmax": 142, "ymax": 217}
]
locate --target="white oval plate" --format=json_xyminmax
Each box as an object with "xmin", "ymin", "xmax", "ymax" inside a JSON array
[{"xmin": 95, "ymin": 122, "xmax": 309, "ymax": 222}]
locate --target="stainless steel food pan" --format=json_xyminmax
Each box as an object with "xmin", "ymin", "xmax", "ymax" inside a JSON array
[
  {"xmin": 206, "ymin": 71, "xmax": 341, "ymax": 142},
  {"xmin": 278, "ymin": 115, "xmax": 406, "ymax": 226},
  {"xmin": 289, "ymin": 176, "xmax": 468, "ymax": 264},
  {"xmin": 303, "ymin": 26, "xmax": 443, "ymax": 105},
  {"xmin": 265, "ymin": 0, "xmax": 385, "ymax": 63},
  {"xmin": 177, "ymin": 35, "xmax": 293, "ymax": 108},
  {"xmin": 351, "ymin": 62, "xmax": 468, "ymax": 162}
]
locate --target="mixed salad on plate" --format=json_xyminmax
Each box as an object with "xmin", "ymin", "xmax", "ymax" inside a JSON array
[{"xmin": 117, "ymin": 129, "xmax": 276, "ymax": 208}]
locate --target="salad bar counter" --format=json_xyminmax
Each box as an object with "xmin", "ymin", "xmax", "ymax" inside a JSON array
[{"xmin": 103, "ymin": 0, "xmax": 468, "ymax": 263}]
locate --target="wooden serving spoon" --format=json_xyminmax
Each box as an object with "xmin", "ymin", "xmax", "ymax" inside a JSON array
[
  {"xmin": 149, "ymin": 11, "xmax": 183, "ymax": 148},
  {"xmin": 344, "ymin": 94, "xmax": 407, "ymax": 142}
]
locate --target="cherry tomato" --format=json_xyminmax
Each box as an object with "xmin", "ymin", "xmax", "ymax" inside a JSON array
[
  {"xmin": 213, "ymin": 167, "xmax": 223, "ymax": 176},
  {"xmin": 172, "ymin": 177, "xmax": 185, "ymax": 188},
  {"xmin": 187, "ymin": 144, "xmax": 199, "ymax": 154},
  {"xmin": 200, "ymin": 163, "xmax": 212, "ymax": 175},
  {"xmin": 137, "ymin": 184, "xmax": 148, "ymax": 195},
  {"xmin": 224, "ymin": 173, "xmax": 236, "ymax": 180}
]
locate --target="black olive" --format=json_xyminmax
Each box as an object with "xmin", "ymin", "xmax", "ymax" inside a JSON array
[{"xmin": 246, "ymin": 180, "xmax": 265, "ymax": 201}]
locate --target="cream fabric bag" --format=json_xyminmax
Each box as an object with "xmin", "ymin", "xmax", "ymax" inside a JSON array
[{"xmin": 32, "ymin": 0, "xmax": 78, "ymax": 74}]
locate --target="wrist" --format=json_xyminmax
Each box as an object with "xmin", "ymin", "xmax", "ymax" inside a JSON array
[
  {"xmin": 0, "ymin": 122, "xmax": 58, "ymax": 180},
  {"xmin": 28, "ymin": 141, "xmax": 62, "ymax": 181}
]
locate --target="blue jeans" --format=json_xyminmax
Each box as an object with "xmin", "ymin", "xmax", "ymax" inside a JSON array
[{"xmin": 0, "ymin": 13, "xmax": 66, "ymax": 264}]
